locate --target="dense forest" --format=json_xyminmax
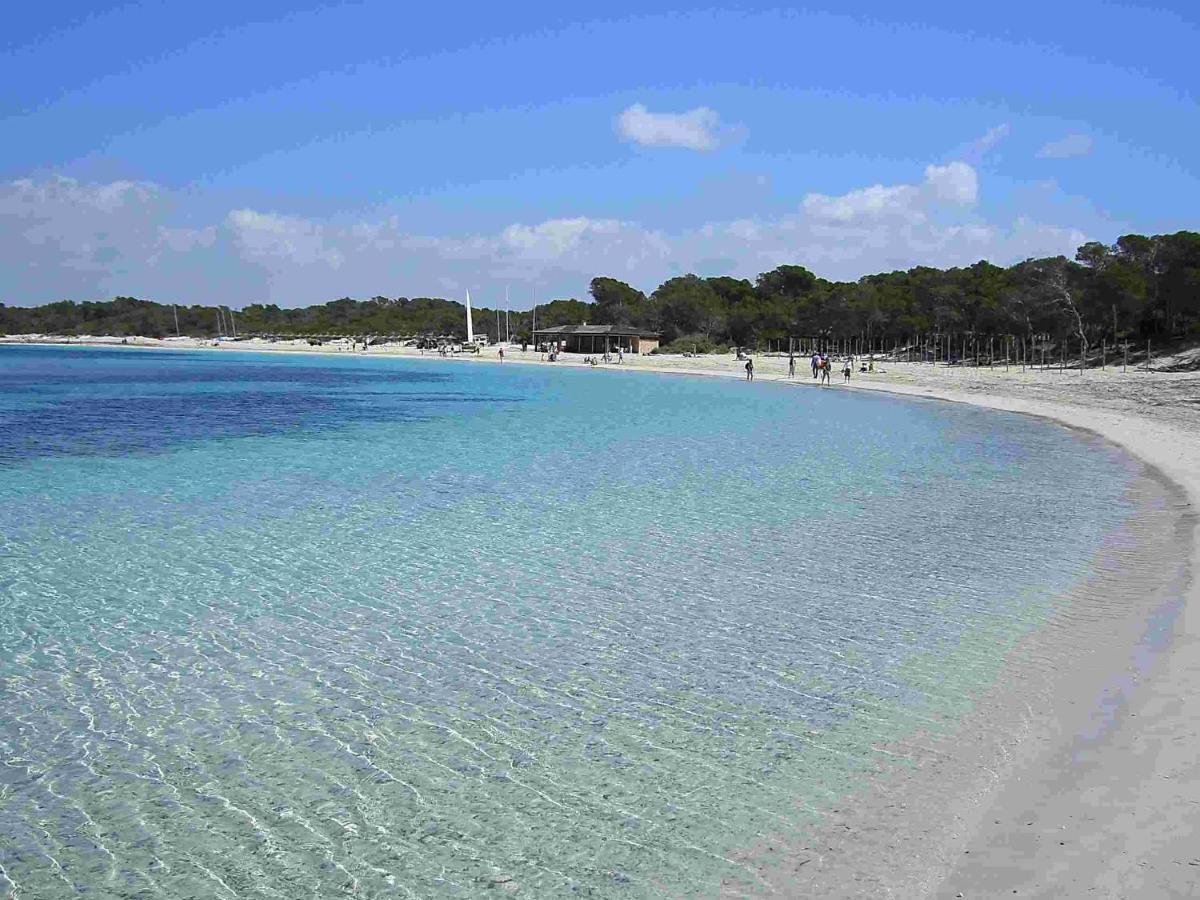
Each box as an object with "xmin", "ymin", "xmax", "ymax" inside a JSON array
[{"xmin": 2, "ymin": 231, "xmax": 1197, "ymax": 356}]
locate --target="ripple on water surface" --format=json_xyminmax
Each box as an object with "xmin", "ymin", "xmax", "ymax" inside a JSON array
[{"xmin": 0, "ymin": 346, "xmax": 1138, "ymax": 897}]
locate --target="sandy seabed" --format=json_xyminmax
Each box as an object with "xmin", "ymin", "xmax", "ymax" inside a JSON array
[{"xmin": 5, "ymin": 334, "xmax": 1200, "ymax": 898}]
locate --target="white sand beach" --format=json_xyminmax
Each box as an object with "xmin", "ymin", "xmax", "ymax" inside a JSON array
[
  {"xmin": 854, "ymin": 369, "xmax": 1200, "ymax": 898},
  {"xmin": 6, "ymin": 333, "xmax": 1200, "ymax": 897}
]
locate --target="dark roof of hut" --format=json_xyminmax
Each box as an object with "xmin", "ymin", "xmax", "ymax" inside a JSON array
[{"xmin": 532, "ymin": 324, "xmax": 659, "ymax": 337}]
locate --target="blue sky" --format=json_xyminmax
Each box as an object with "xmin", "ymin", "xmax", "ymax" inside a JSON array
[{"xmin": 1, "ymin": 0, "xmax": 1197, "ymax": 308}]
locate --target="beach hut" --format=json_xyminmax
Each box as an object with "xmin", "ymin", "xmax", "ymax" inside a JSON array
[{"xmin": 532, "ymin": 324, "xmax": 660, "ymax": 355}]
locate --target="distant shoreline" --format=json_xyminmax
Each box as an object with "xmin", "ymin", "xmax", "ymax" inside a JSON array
[{"xmin": 6, "ymin": 333, "xmax": 1200, "ymax": 896}]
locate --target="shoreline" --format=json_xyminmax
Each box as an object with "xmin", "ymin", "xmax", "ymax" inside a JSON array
[
  {"xmin": 745, "ymin": 449, "xmax": 1195, "ymax": 898},
  {"xmin": 937, "ymin": 471, "xmax": 1196, "ymax": 896},
  {"xmin": 5, "ymin": 335, "xmax": 1199, "ymax": 895}
]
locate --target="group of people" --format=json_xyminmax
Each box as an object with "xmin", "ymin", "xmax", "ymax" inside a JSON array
[
  {"xmin": 576, "ymin": 348, "xmax": 624, "ymax": 366},
  {"xmin": 746, "ymin": 352, "xmax": 854, "ymax": 383},
  {"xmin": 814, "ymin": 352, "xmax": 853, "ymax": 384},
  {"xmin": 768, "ymin": 351, "xmax": 861, "ymax": 383}
]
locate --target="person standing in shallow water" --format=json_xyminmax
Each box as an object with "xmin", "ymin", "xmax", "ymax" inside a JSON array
[
  {"xmin": 745, "ymin": 358, "xmax": 754, "ymax": 381},
  {"xmin": 820, "ymin": 354, "xmax": 831, "ymax": 385}
]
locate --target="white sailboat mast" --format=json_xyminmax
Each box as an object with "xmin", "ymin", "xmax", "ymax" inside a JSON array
[
  {"xmin": 505, "ymin": 286, "xmax": 510, "ymax": 344},
  {"xmin": 465, "ymin": 289, "xmax": 474, "ymax": 343}
]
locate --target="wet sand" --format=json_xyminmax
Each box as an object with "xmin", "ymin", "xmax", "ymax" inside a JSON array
[
  {"xmin": 719, "ymin": 360, "xmax": 1200, "ymax": 896},
  {"xmin": 728, "ymin": 447, "xmax": 1195, "ymax": 898},
  {"xmin": 6, "ymin": 335, "xmax": 1200, "ymax": 896}
]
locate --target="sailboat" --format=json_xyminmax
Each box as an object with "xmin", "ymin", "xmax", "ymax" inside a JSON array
[{"xmin": 465, "ymin": 289, "xmax": 474, "ymax": 347}]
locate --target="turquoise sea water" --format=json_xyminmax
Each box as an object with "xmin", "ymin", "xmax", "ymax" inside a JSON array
[{"xmin": 0, "ymin": 346, "xmax": 1137, "ymax": 898}]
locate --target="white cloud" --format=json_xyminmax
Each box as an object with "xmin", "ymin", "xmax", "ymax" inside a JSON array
[
  {"xmin": 502, "ymin": 217, "xmax": 620, "ymax": 256},
  {"xmin": 0, "ymin": 168, "xmax": 1097, "ymax": 307},
  {"xmin": 1037, "ymin": 133, "xmax": 1093, "ymax": 159},
  {"xmin": 158, "ymin": 225, "xmax": 217, "ymax": 253},
  {"xmin": 615, "ymin": 103, "xmax": 724, "ymax": 151},
  {"xmin": 0, "ymin": 176, "xmax": 170, "ymax": 293},
  {"xmin": 970, "ymin": 123, "xmax": 1010, "ymax": 155},
  {"xmin": 0, "ymin": 175, "xmax": 263, "ymax": 303},
  {"xmin": 227, "ymin": 209, "xmax": 345, "ymax": 268},
  {"xmin": 924, "ymin": 161, "xmax": 978, "ymax": 205},
  {"xmin": 802, "ymin": 183, "xmax": 921, "ymax": 222},
  {"xmin": 1, "ymin": 175, "xmax": 164, "ymax": 274},
  {"xmin": 803, "ymin": 161, "xmax": 977, "ymax": 223}
]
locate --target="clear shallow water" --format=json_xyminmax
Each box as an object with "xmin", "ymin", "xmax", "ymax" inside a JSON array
[{"xmin": 0, "ymin": 346, "xmax": 1137, "ymax": 898}]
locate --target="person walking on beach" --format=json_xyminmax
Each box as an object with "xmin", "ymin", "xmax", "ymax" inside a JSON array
[
  {"xmin": 819, "ymin": 354, "xmax": 831, "ymax": 385},
  {"xmin": 788, "ymin": 353, "xmax": 796, "ymax": 379},
  {"xmin": 843, "ymin": 355, "xmax": 853, "ymax": 383},
  {"xmin": 811, "ymin": 352, "xmax": 820, "ymax": 379},
  {"xmin": 498, "ymin": 346, "xmax": 505, "ymax": 363},
  {"xmin": 745, "ymin": 358, "xmax": 754, "ymax": 381}
]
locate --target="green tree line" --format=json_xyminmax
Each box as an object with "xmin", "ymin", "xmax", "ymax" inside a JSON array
[
  {"xmin": 0, "ymin": 293, "xmax": 595, "ymax": 343},
  {"xmin": 3, "ymin": 231, "xmax": 1197, "ymax": 351},
  {"xmin": 588, "ymin": 231, "xmax": 1199, "ymax": 352}
]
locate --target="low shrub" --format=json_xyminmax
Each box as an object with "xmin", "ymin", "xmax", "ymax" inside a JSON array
[{"xmin": 651, "ymin": 335, "xmax": 729, "ymax": 355}]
